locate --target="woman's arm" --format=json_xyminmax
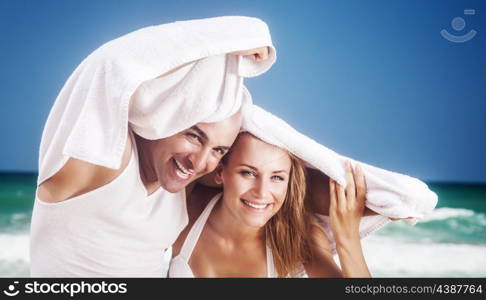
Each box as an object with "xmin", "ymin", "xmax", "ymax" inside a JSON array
[
  {"xmin": 303, "ymin": 222, "xmax": 342, "ymax": 278},
  {"xmin": 304, "ymin": 161, "xmax": 371, "ymax": 278}
]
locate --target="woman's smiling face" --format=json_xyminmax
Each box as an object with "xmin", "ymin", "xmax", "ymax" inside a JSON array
[{"xmin": 217, "ymin": 133, "xmax": 292, "ymax": 228}]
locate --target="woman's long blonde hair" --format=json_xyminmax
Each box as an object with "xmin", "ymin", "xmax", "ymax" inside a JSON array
[
  {"xmin": 265, "ymin": 151, "xmax": 313, "ymax": 277},
  {"xmin": 223, "ymin": 132, "xmax": 313, "ymax": 277}
]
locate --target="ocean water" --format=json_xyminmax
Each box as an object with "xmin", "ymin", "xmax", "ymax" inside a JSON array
[
  {"xmin": 0, "ymin": 173, "xmax": 36, "ymax": 277},
  {"xmin": 1, "ymin": 173, "xmax": 485, "ymax": 277}
]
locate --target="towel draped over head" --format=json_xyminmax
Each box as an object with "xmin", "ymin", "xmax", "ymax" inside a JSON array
[
  {"xmin": 241, "ymin": 103, "xmax": 438, "ymax": 253},
  {"xmin": 38, "ymin": 16, "xmax": 276, "ymax": 185}
]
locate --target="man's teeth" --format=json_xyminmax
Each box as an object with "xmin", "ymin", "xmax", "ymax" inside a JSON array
[
  {"xmin": 174, "ymin": 159, "xmax": 192, "ymax": 178},
  {"xmin": 175, "ymin": 168, "xmax": 189, "ymax": 179},
  {"xmin": 242, "ymin": 200, "xmax": 269, "ymax": 209}
]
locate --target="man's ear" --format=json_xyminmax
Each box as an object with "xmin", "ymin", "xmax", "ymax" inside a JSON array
[{"xmin": 214, "ymin": 163, "xmax": 224, "ymax": 185}]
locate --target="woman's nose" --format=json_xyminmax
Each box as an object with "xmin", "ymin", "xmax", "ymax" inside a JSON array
[{"xmin": 253, "ymin": 178, "xmax": 270, "ymax": 199}]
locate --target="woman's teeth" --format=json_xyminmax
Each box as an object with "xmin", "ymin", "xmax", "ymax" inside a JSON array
[
  {"xmin": 174, "ymin": 158, "xmax": 191, "ymax": 179},
  {"xmin": 242, "ymin": 199, "xmax": 270, "ymax": 210}
]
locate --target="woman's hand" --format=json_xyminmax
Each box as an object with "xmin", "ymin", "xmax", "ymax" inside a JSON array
[
  {"xmin": 230, "ymin": 46, "xmax": 269, "ymax": 62},
  {"xmin": 329, "ymin": 161, "xmax": 366, "ymax": 245},
  {"xmin": 328, "ymin": 160, "xmax": 371, "ymax": 277}
]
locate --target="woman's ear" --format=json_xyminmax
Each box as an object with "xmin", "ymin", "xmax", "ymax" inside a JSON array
[{"xmin": 214, "ymin": 163, "xmax": 224, "ymax": 185}]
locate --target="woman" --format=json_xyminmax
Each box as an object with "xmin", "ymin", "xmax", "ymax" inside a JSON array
[{"xmin": 169, "ymin": 132, "xmax": 370, "ymax": 277}]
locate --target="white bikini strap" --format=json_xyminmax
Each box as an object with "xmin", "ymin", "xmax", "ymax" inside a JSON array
[
  {"xmin": 266, "ymin": 244, "xmax": 277, "ymax": 278},
  {"xmin": 178, "ymin": 192, "xmax": 221, "ymax": 259}
]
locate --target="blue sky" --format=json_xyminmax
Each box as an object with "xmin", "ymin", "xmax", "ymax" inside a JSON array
[{"xmin": 0, "ymin": 0, "xmax": 485, "ymax": 182}]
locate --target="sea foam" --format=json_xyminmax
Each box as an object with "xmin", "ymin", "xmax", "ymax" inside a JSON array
[
  {"xmin": 0, "ymin": 232, "xmax": 29, "ymax": 277},
  {"xmin": 362, "ymin": 235, "xmax": 486, "ymax": 277},
  {"xmin": 422, "ymin": 207, "xmax": 475, "ymax": 222}
]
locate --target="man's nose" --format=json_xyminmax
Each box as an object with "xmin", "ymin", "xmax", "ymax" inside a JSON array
[{"xmin": 189, "ymin": 148, "xmax": 211, "ymax": 173}]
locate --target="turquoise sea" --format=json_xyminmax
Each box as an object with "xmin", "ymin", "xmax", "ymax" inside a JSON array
[{"xmin": 1, "ymin": 172, "xmax": 485, "ymax": 277}]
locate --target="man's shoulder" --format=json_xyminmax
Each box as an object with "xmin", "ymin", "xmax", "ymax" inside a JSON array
[{"xmin": 37, "ymin": 133, "xmax": 134, "ymax": 203}]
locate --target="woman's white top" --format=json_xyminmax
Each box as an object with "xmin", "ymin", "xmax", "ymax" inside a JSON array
[
  {"xmin": 30, "ymin": 131, "xmax": 188, "ymax": 277},
  {"xmin": 169, "ymin": 193, "xmax": 278, "ymax": 278}
]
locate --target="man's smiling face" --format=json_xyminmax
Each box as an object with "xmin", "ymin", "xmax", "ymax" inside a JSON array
[{"xmin": 147, "ymin": 113, "xmax": 242, "ymax": 193}]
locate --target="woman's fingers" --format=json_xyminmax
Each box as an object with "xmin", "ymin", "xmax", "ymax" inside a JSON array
[
  {"xmin": 330, "ymin": 161, "xmax": 366, "ymax": 216},
  {"xmin": 329, "ymin": 178, "xmax": 336, "ymax": 211},
  {"xmin": 330, "ymin": 179, "xmax": 345, "ymax": 213},
  {"xmin": 336, "ymin": 180, "xmax": 346, "ymax": 212},
  {"xmin": 328, "ymin": 162, "xmax": 367, "ymax": 246},
  {"xmin": 344, "ymin": 161, "xmax": 355, "ymax": 202},
  {"xmin": 353, "ymin": 164, "xmax": 366, "ymax": 205}
]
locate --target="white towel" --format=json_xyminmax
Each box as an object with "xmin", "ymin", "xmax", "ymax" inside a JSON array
[
  {"xmin": 241, "ymin": 103, "xmax": 438, "ymax": 252},
  {"xmin": 37, "ymin": 16, "xmax": 276, "ymax": 185}
]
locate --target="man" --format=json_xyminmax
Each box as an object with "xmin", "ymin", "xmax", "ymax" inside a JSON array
[{"xmin": 30, "ymin": 16, "xmax": 275, "ymax": 277}]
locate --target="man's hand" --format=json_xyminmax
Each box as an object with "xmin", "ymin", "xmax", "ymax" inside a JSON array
[{"xmin": 230, "ymin": 46, "xmax": 269, "ymax": 62}]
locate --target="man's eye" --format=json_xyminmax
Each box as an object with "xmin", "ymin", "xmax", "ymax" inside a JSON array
[
  {"xmin": 187, "ymin": 133, "xmax": 202, "ymax": 144},
  {"xmin": 214, "ymin": 148, "xmax": 225, "ymax": 156}
]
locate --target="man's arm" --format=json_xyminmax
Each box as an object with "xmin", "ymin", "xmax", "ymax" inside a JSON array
[{"xmin": 37, "ymin": 133, "xmax": 133, "ymax": 203}]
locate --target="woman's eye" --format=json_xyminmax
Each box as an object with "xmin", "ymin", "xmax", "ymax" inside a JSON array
[
  {"xmin": 240, "ymin": 171, "xmax": 256, "ymax": 177},
  {"xmin": 271, "ymin": 175, "xmax": 285, "ymax": 182}
]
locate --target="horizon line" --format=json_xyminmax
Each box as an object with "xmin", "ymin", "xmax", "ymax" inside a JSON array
[{"xmin": 1, "ymin": 170, "xmax": 485, "ymax": 186}]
